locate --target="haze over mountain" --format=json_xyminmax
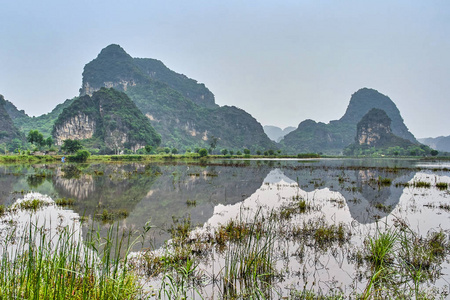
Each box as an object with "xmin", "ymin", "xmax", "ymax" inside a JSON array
[
  {"xmin": 280, "ymin": 88, "xmax": 418, "ymax": 155},
  {"xmin": 263, "ymin": 125, "xmax": 296, "ymax": 143},
  {"xmin": 79, "ymin": 44, "xmax": 275, "ymax": 151},
  {"xmin": 419, "ymin": 136, "xmax": 450, "ymax": 153}
]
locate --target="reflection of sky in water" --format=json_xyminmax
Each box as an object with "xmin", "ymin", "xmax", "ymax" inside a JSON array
[
  {"xmin": 1, "ymin": 160, "xmax": 450, "ymax": 297},
  {"xmin": 0, "ymin": 192, "xmax": 82, "ymax": 259},
  {"xmin": 198, "ymin": 169, "xmax": 450, "ymax": 296}
]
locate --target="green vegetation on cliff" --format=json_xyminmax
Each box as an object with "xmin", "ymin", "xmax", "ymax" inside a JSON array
[
  {"xmin": 0, "ymin": 95, "xmax": 24, "ymax": 149},
  {"xmin": 82, "ymin": 44, "xmax": 275, "ymax": 152},
  {"xmin": 6, "ymin": 98, "xmax": 74, "ymax": 137},
  {"xmin": 344, "ymin": 108, "xmax": 433, "ymax": 156},
  {"xmin": 53, "ymin": 88, "xmax": 161, "ymax": 153}
]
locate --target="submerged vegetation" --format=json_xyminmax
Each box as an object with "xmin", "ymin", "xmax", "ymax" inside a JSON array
[{"xmin": 0, "ymin": 158, "xmax": 450, "ymax": 298}]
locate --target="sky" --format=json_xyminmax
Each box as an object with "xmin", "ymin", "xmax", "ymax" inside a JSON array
[{"xmin": 1, "ymin": 1, "xmax": 449, "ymax": 138}]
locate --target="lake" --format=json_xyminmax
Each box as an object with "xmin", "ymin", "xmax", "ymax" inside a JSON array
[{"xmin": 1, "ymin": 158, "xmax": 449, "ymax": 298}]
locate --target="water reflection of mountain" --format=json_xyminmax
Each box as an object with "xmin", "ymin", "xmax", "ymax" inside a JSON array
[
  {"xmin": 0, "ymin": 166, "xmax": 21, "ymax": 205},
  {"xmin": 0, "ymin": 164, "xmax": 56, "ymax": 206},
  {"xmin": 125, "ymin": 163, "xmax": 272, "ymax": 246},
  {"xmin": 52, "ymin": 163, "xmax": 161, "ymax": 217},
  {"xmin": 50, "ymin": 162, "xmax": 271, "ymax": 246},
  {"xmin": 280, "ymin": 165, "xmax": 416, "ymax": 224}
]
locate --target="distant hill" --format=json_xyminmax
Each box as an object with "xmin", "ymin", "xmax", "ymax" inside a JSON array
[
  {"xmin": 81, "ymin": 44, "xmax": 275, "ymax": 152},
  {"xmin": 419, "ymin": 136, "xmax": 450, "ymax": 153},
  {"xmin": 0, "ymin": 95, "xmax": 24, "ymax": 148},
  {"xmin": 263, "ymin": 125, "xmax": 296, "ymax": 142},
  {"xmin": 344, "ymin": 108, "xmax": 432, "ymax": 156},
  {"xmin": 280, "ymin": 88, "xmax": 418, "ymax": 154},
  {"xmin": 6, "ymin": 98, "xmax": 74, "ymax": 138},
  {"xmin": 53, "ymin": 88, "xmax": 160, "ymax": 153}
]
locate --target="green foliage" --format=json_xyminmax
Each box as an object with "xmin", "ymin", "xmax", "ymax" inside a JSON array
[
  {"xmin": 53, "ymin": 88, "xmax": 161, "ymax": 153},
  {"xmin": 297, "ymin": 153, "xmax": 320, "ymax": 158},
  {"xmin": 145, "ymin": 145, "xmax": 153, "ymax": 153},
  {"xmin": 198, "ymin": 148, "xmax": 208, "ymax": 157},
  {"xmin": 27, "ymin": 130, "xmax": 46, "ymax": 147},
  {"xmin": 68, "ymin": 149, "xmax": 91, "ymax": 162},
  {"xmin": 243, "ymin": 148, "xmax": 250, "ymax": 155},
  {"xmin": 221, "ymin": 149, "xmax": 228, "ymax": 155},
  {"xmin": 7, "ymin": 98, "xmax": 74, "ymax": 138},
  {"xmin": 61, "ymin": 139, "xmax": 83, "ymax": 153}
]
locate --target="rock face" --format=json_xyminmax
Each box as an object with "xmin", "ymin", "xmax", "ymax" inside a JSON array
[
  {"xmin": 340, "ymin": 88, "xmax": 417, "ymax": 143},
  {"xmin": 280, "ymin": 88, "xmax": 418, "ymax": 154},
  {"xmin": 80, "ymin": 44, "xmax": 275, "ymax": 151},
  {"xmin": 53, "ymin": 113, "xmax": 96, "ymax": 145},
  {"xmin": 0, "ymin": 95, "xmax": 24, "ymax": 145},
  {"xmin": 53, "ymin": 88, "xmax": 160, "ymax": 153},
  {"xmin": 343, "ymin": 108, "xmax": 423, "ymax": 156},
  {"xmin": 356, "ymin": 108, "xmax": 393, "ymax": 146}
]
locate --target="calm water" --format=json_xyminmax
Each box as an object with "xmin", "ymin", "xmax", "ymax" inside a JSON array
[{"xmin": 1, "ymin": 158, "xmax": 450, "ymax": 297}]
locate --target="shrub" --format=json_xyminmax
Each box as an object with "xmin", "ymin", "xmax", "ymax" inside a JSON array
[
  {"xmin": 68, "ymin": 150, "xmax": 90, "ymax": 162},
  {"xmin": 198, "ymin": 148, "xmax": 208, "ymax": 157}
]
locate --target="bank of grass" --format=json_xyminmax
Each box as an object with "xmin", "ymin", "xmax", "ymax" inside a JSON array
[{"xmin": 0, "ymin": 222, "xmax": 145, "ymax": 299}]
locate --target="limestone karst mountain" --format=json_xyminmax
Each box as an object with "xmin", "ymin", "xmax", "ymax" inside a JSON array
[
  {"xmin": 80, "ymin": 44, "xmax": 275, "ymax": 152},
  {"xmin": 53, "ymin": 88, "xmax": 160, "ymax": 153},
  {"xmin": 280, "ymin": 88, "xmax": 418, "ymax": 154},
  {"xmin": 343, "ymin": 108, "xmax": 432, "ymax": 156}
]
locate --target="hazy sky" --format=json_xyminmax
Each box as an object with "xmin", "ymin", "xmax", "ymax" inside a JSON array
[{"xmin": 1, "ymin": 1, "xmax": 449, "ymax": 138}]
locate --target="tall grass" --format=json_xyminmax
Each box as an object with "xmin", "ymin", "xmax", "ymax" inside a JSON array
[
  {"xmin": 0, "ymin": 220, "xmax": 144, "ymax": 299},
  {"xmin": 222, "ymin": 208, "xmax": 277, "ymax": 299}
]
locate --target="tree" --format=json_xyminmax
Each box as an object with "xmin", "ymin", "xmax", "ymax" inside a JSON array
[
  {"xmin": 221, "ymin": 149, "xmax": 228, "ymax": 155},
  {"xmin": 145, "ymin": 145, "xmax": 153, "ymax": 153},
  {"xmin": 171, "ymin": 148, "xmax": 178, "ymax": 154},
  {"xmin": 431, "ymin": 149, "xmax": 439, "ymax": 156},
  {"xmin": 243, "ymin": 149, "xmax": 250, "ymax": 155},
  {"xmin": 209, "ymin": 135, "xmax": 218, "ymax": 154},
  {"xmin": 198, "ymin": 148, "xmax": 208, "ymax": 157},
  {"xmin": 61, "ymin": 139, "xmax": 83, "ymax": 153},
  {"xmin": 27, "ymin": 130, "xmax": 44, "ymax": 146},
  {"xmin": 45, "ymin": 137, "xmax": 53, "ymax": 148},
  {"xmin": 256, "ymin": 150, "xmax": 261, "ymax": 155}
]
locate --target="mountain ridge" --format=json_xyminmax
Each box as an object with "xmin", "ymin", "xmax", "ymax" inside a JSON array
[{"xmin": 280, "ymin": 88, "xmax": 418, "ymax": 154}]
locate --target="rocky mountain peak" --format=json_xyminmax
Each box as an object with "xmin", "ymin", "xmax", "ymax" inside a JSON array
[{"xmin": 356, "ymin": 108, "xmax": 392, "ymax": 146}]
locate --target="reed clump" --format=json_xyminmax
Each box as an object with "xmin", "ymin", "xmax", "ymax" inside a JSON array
[{"xmin": 0, "ymin": 222, "xmax": 145, "ymax": 299}]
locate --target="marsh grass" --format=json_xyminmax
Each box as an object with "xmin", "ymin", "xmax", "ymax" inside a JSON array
[
  {"xmin": 222, "ymin": 208, "xmax": 277, "ymax": 299},
  {"xmin": 362, "ymin": 221, "xmax": 450, "ymax": 299},
  {"xmin": 55, "ymin": 197, "xmax": 76, "ymax": 206},
  {"xmin": 15, "ymin": 198, "xmax": 50, "ymax": 211},
  {"xmin": 0, "ymin": 221, "xmax": 144, "ymax": 299},
  {"xmin": 413, "ymin": 181, "xmax": 431, "ymax": 188},
  {"xmin": 435, "ymin": 182, "xmax": 448, "ymax": 190},
  {"xmin": 377, "ymin": 177, "xmax": 392, "ymax": 186},
  {"xmin": 95, "ymin": 209, "xmax": 129, "ymax": 222},
  {"xmin": 291, "ymin": 217, "xmax": 351, "ymax": 250}
]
